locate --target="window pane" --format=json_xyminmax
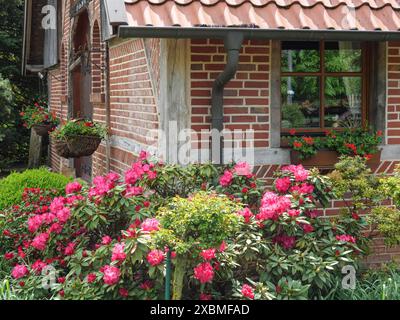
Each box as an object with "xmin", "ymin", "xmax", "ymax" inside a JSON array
[
  {"xmin": 325, "ymin": 42, "xmax": 362, "ymax": 72},
  {"xmin": 281, "ymin": 76, "xmax": 320, "ymax": 128},
  {"xmin": 281, "ymin": 41, "xmax": 320, "ymax": 72},
  {"xmin": 324, "ymin": 77, "xmax": 362, "ymax": 128}
]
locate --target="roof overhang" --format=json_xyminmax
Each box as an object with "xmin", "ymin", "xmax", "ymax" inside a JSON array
[{"xmin": 118, "ymin": 26, "xmax": 400, "ymax": 41}]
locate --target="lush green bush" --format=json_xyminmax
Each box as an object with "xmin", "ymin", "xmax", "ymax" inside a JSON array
[
  {"xmin": 0, "ymin": 168, "xmax": 72, "ymax": 210},
  {"xmin": 0, "ymin": 153, "xmax": 370, "ymax": 300}
]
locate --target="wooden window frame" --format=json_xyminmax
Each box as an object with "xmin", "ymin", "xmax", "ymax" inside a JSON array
[{"xmin": 280, "ymin": 40, "xmax": 371, "ymax": 135}]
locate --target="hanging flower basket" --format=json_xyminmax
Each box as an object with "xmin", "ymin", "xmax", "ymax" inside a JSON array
[
  {"xmin": 33, "ymin": 123, "xmax": 55, "ymax": 137},
  {"xmin": 66, "ymin": 135, "xmax": 102, "ymax": 157},
  {"xmin": 50, "ymin": 119, "xmax": 107, "ymax": 159},
  {"xmin": 20, "ymin": 98, "xmax": 59, "ymax": 136},
  {"xmin": 52, "ymin": 138, "xmax": 75, "ymax": 158}
]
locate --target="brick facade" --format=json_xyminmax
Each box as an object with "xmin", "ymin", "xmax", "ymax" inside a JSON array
[{"xmin": 45, "ymin": 1, "xmax": 400, "ymax": 265}]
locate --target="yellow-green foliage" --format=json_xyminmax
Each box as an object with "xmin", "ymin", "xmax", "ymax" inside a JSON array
[
  {"xmin": 369, "ymin": 207, "xmax": 400, "ymax": 247},
  {"xmin": 0, "ymin": 168, "xmax": 72, "ymax": 210},
  {"xmin": 380, "ymin": 164, "xmax": 400, "ymax": 208},
  {"xmin": 154, "ymin": 192, "xmax": 242, "ymax": 255},
  {"xmin": 369, "ymin": 164, "xmax": 400, "ymax": 246}
]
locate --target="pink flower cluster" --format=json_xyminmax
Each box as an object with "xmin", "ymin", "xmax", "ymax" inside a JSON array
[
  {"xmin": 275, "ymin": 177, "xmax": 292, "ymax": 193},
  {"xmin": 65, "ymin": 182, "xmax": 82, "ymax": 194},
  {"xmin": 241, "ymin": 284, "xmax": 255, "ymax": 299},
  {"xmin": 101, "ymin": 265, "xmax": 121, "ymax": 285},
  {"xmin": 238, "ymin": 208, "xmax": 254, "ymax": 223},
  {"xmin": 89, "ymin": 174, "xmax": 118, "ymax": 197},
  {"xmin": 290, "ymin": 183, "xmax": 315, "ymax": 195},
  {"xmin": 11, "ymin": 265, "xmax": 29, "ymax": 279},
  {"xmin": 233, "ymin": 162, "xmax": 252, "ymax": 177},
  {"xmin": 281, "ymin": 165, "xmax": 309, "ymax": 182},
  {"xmin": 336, "ymin": 235, "xmax": 356, "ymax": 243},
  {"xmin": 193, "ymin": 262, "xmax": 214, "ymax": 284},
  {"xmin": 141, "ymin": 218, "xmax": 160, "ymax": 232},
  {"xmin": 256, "ymin": 192, "xmax": 292, "ymax": 222},
  {"xmin": 219, "ymin": 170, "xmax": 233, "ymax": 187},
  {"xmin": 200, "ymin": 248, "xmax": 216, "ymax": 261},
  {"xmin": 147, "ymin": 249, "xmax": 165, "ymax": 266},
  {"xmin": 31, "ymin": 232, "xmax": 49, "ymax": 251},
  {"xmin": 125, "ymin": 161, "xmax": 157, "ymax": 185},
  {"xmin": 111, "ymin": 243, "xmax": 126, "ymax": 262}
]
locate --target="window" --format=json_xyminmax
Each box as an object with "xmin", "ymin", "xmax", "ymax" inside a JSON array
[{"xmin": 280, "ymin": 41, "xmax": 369, "ymax": 133}]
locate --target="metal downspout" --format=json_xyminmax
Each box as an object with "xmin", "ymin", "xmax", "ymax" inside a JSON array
[{"xmin": 211, "ymin": 32, "xmax": 244, "ymax": 164}]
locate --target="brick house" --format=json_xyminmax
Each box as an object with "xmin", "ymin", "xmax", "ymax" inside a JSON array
[{"xmin": 23, "ymin": 0, "xmax": 400, "ymax": 264}]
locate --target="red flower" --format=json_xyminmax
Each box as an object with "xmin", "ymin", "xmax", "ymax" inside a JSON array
[
  {"xmin": 200, "ymin": 249, "xmax": 216, "ymax": 261},
  {"xmin": 87, "ymin": 273, "xmax": 97, "ymax": 283},
  {"xmin": 336, "ymin": 234, "xmax": 356, "ymax": 243},
  {"xmin": 302, "ymin": 223, "xmax": 314, "ymax": 234},
  {"xmin": 200, "ymin": 293, "xmax": 212, "ymax": 300},
  {"xmin": 58, "ymin": 277, "xmax": 66, "ymax": 284},
  {"xmin": 31, "ymin": 232, "xmax": 49, "ymax": 251},
  {"xmin": 241, "ymin": 284, "xmax": 255, "ymax": 300},
  {"xmin": 11, "ymin": 265, "xmax": 29, "ymax": 279},
  {"xmin": 293, "ymin": 141, "xmax": 303, "ymax": 148},
  {"xmin": 352, "ymin": 212, "xmax": 360, "ymax": 220},
  {"xmin": 241, "ymin": 187, "xmax": 249, "ymax": 194},
  {"xmin": 101, "ymin": 265, "xmax": 121, "ymax": 285},
  {"xmin": 275, "ymin": 285, "xmax": 282, "ymax": 294},
  {"xmin": 111, "ymin": 243, "xmax": 126, "ymax": 262},
  {"xmin": 193, "ymin": 262, "xmax": 214, "ymax": 284},
  {"xmin": 64, "ymin": 242, "xmax": 76, "ymax": 256},
  {"xmin": 303, "ymin": 136, "xmax": 314, "ymax": 145},
  {"xmin": 344, "ymin": 143, "xmax": 357, "ymax": 155},
  {"xmin": 219, "ymin": 241, "xmax": 227, "ymax": 252},
  {"xmin": 140, "ymin": 280, "xmax": 153, "ymax": 291},
  {"xmin": 119, "ymin": 288, "xmax": 129, "ymax": 297},
  {"xmin": 4, "ymin": 252, "xmax": 14, "ymax": 260},
  {"xmin": 377, "ymin": 130, "xmax": 383, "ymax": 137},
  {"xmin": 364, "ymin": 154, "xmax": 373, "ymax": 161},
  {"xmin": 289, "ymin": 129, "xmax": 296, "ymax": 136},
  {"xmin": 84, "ymin": 122, "xmax": 94, "ymax": 127},
  {"xmin": 147, "ymin": 250, "xmax": 165, "ymax": 266},
  {"xmin": 101, "ymin": 236, "xmax": 112, "ymax": 245}
]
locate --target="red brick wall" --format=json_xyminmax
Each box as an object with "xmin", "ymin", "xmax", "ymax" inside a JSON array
[
  {"xmin": 387, "ymin": 42, "xmax": 400, "ymax": 145},
  {"xmin": 48, "ymin": 69, "xmax": 62, "ymax": 173},
  {"xmin": 108, "ymin": 39, "xmax": 159, "ymax": 174},
  {"xmin": 190, "ymin": 39, "xmax": 270, "ymax": 150}
]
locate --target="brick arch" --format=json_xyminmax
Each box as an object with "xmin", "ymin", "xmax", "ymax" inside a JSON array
[{"xmin": 72, "ymin": 9, "xmax": 89, "ymax": 55}]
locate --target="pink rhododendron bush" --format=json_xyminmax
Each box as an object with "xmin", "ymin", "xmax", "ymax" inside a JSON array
[{"xmin": 0, "ymin": 152, "xmax": 368, "ymax": 300}]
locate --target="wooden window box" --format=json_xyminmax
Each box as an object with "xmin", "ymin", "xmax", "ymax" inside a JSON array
[{"xmin": 290, "ymin": 149, "xmax": 381, "ymax": 170}]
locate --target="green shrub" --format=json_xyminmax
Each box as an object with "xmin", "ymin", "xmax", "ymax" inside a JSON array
[
  {"xmin": 0, "ymin": 168, "xmax": 72, "ymax": 210},
  {"xmin": 326, "ymin": 265, "xmax": 400, "ymax": 300}
]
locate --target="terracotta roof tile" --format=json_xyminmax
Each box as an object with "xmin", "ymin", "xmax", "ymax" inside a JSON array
[{"xmin": 124, "ymin": 0, "xmax": 400, "ymax": 31}]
